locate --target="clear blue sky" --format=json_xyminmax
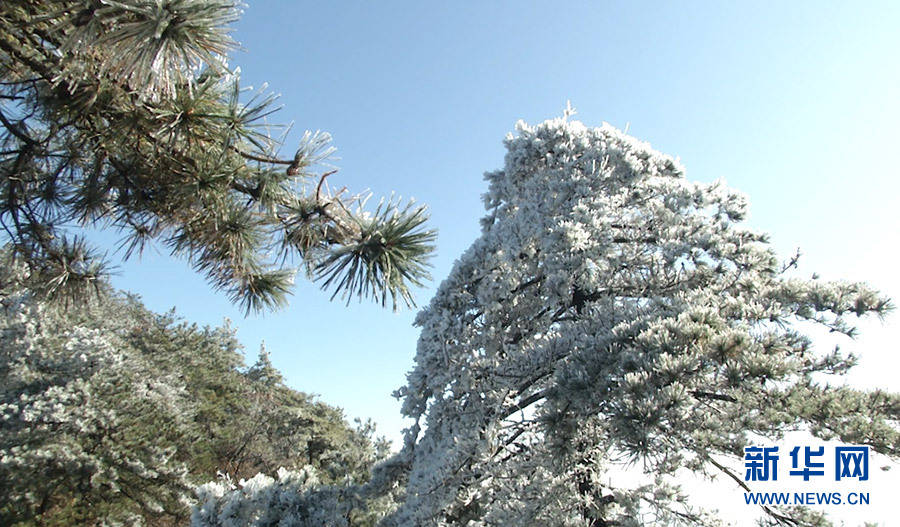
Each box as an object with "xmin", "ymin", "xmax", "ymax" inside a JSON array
[{"xmin": 98, "ymin": 1, "xmax": 899, "ymax": 459}]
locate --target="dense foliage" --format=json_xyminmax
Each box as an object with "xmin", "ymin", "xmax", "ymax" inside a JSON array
[
  {"xmin": 0, "ymin": 0, "xmax": 435, "ymax": 312},
  {"xmin": 380, "ymin": 117, "xmax": 897, "ymax": 526},
  {"xmin": 193, "ymin": 117, "xmax": 898, "ymax": 527},
  {"xmin": 0, "ymin": 260, "xmax": 389, "ymax": 526}
]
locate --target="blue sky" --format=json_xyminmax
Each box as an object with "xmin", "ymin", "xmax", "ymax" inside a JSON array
[{"xmin": 98, "ymin": 0, "xmax": 898, "ymax": 466}]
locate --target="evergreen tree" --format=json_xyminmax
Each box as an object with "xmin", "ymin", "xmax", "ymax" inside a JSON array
[
  {"xmin": 0, "ymin": 258, "xmax": 389, "ymax": 526},
  {"xmin": 0, "ymin": 1, "xmax": 435, "ymax": 312},
  {"xmin": 374, "ymin": 116, "xmax": 897, "ymax": 526},
  {"xmin": 1, "ymin": 261, "xmax": 193, "ymax": 525}
]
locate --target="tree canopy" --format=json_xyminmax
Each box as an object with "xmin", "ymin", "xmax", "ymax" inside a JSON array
[
  {"xmin": 0, "ymin": 0, "xmax": 435, "ymax": 313},
  {"xmin": 378, "ymin": 116, "xmax": 896, "ymax": 526},
  {"xmin": 0, "ymin": 258, "xmax": 391, "ymax": 526}
]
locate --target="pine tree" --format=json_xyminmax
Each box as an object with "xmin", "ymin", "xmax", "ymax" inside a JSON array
[
  {"xmin": 373, "ymin": 116, "xmax": 898, "ymax": 526},
  {"xmin": 0, "ymin": 256, "xmax": 391, "ymax": 526},
  {"xmin": 0, "ymin": 260, "xmax": 193, "ymax": 525},
  {"xmin": 0, "ymin": 1, "xmax": 435, "ymax": 313}
]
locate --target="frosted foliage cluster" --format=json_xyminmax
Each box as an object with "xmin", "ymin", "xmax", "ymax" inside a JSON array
[
  {"xmin": 0, "ymin": 285, "xmax": 190, "ymax": 524},
  {"xmin": 380, "ymin": 118, "xmax": 895, "ymax": 526},
  {"xmin": 193, "ymin": 467, "xmax": 350, "ymax": 527},
  {"xmin": 191, "ymin": 456, "xmax": 402, "ymax": 527}
]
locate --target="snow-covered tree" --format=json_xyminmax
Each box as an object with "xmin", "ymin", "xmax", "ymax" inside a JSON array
[
  {"xmin": 376, "ymin": 116, "xmax": 898, "ymax": 526},
  {"xmin": 0, "ymin": 257, "xmax": 393, "ymax": 526},
  {"xmin": 0, "ymin": 262, "xmax": 192, "ymax": 525},
  {"xmin": 192, "ymin": 463, "xmax": 401, "ymax": 527}
]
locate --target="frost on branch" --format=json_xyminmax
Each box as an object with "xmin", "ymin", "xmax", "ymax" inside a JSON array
[
  {"xmin": 1, "ymin": 257, "xmax": 396, "ymax": 526},
  {"xmin": 378, "ymin": 117, "xmax": 897, "ymax": 526},
  {"xmin": 0, "ymin": 265, "xmax": 191, "ymax": 525},
  {"xmin": 194, "ymin": 467, "xmax": 352, "ymax": 527},
  {"xmin": 191, "ymin": 464, "xmax": 401, "ymax": 527}
]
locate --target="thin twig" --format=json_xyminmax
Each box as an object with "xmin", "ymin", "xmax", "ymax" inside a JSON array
[
  {"xmin": 231, "ymin": 146, "xmax": 293, "ymax": 165},
  {"xmin": 316, "ymin": 170, "xmax": 338, "ymax": 202}
]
